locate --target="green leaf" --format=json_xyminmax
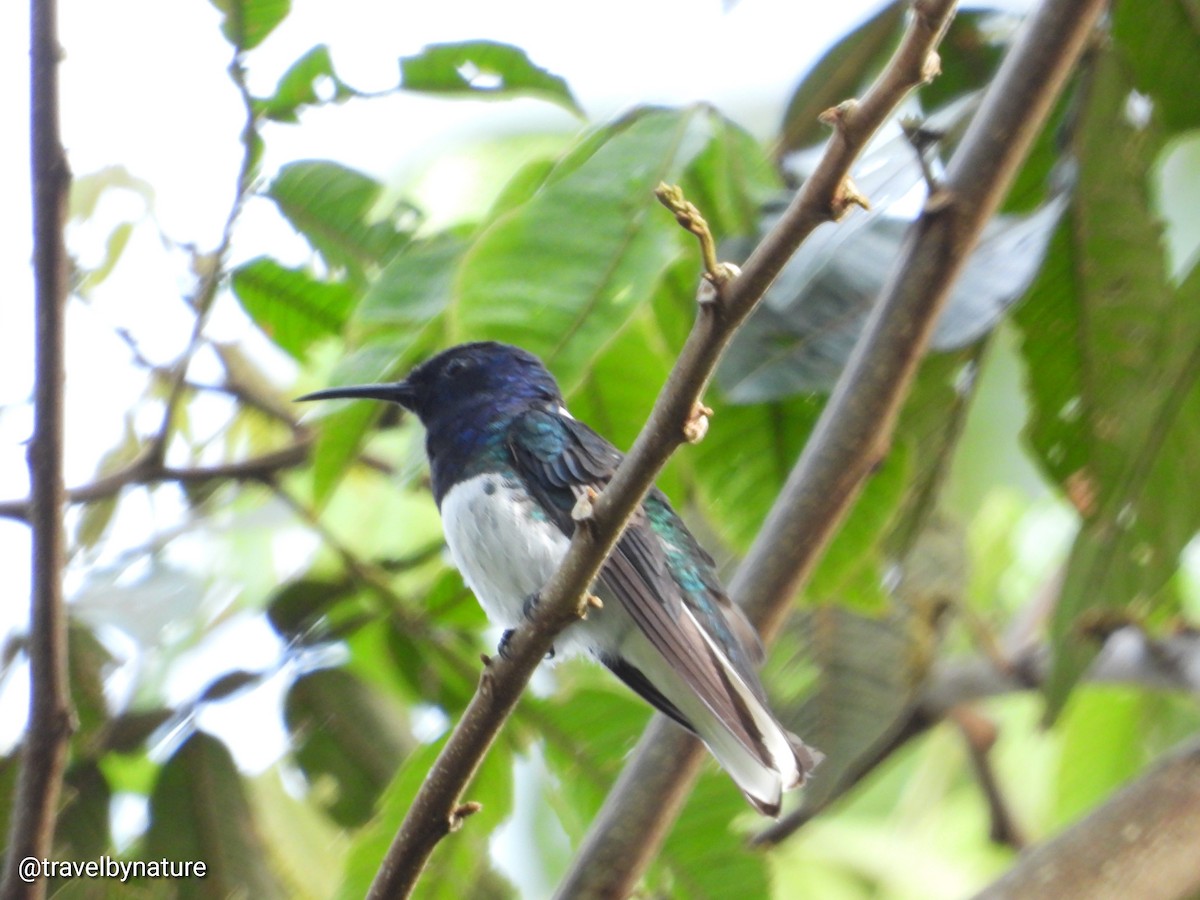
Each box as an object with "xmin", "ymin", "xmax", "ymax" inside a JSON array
[
  {"xmin": 257, "ymin": 44, "xmax": 356, "ymax": 123},
  {"xmin": 652, "ymin": 770, "xmax": 770, "ymax": 899},
  {"xmin": 77, "ymin": 220, "xmax": 135, "ymax": 297},
  {"xmin": 452, "ymin": 106, "xmax": 717, "ymax": 389},
  {"xmin": 75, "ymin": 414, "xmax": 142, "ymax": 549},
  {"xmin": 677, "ymin": 115, "xmax": 781, "ymax": 240},
  {"xmin": 338, "ymin": 737, "xmax": 515, "ymax": 899},
  {"xmin": 199, "ymin": 669, "xmax": 264, "ymax": 704},
  {"xmin": 777, "ymin": 2, "xmax": 905, "ymax": 154},
  {"xmin": 806, "ymin": 440, "xmax": 910, "ymax": 607},
  {"xmin": 266, "ymin": 577, "xmax": 355, "ymax": 641},
  {"xmin": 1053, "ymin": 686, "xmax": 1145, "ymax": 826},
  {"xmin": 70, "ymin": 164, "xmax": 155, "ymax": 221},
  {"xmin": 690, "ymin": 394, "xmax": 823, "ymax": 552},
  {"xmin": 920, "ymin": 10, "xmax": 1012, "ymax": 113},
  {"xmin": 538, "ymin": 685, "xmax": 654, "ymax": 839},
  {"xmin": 231, "ymin": 257, "xmax": 356, "ymax": 361},
  {"xmin": 400, "ymin": 40, "xmax": 583, "ymax": 117},
  {"xmin": 56, "ymin": 763, "xmax": 112, "ymax": 859},
  {"xmin": 284, "ymin": 668, "xmax": 413, "ymax": 827},
  {"xmin": 69, "ymin": 623, "xmax": 113, "ymax": 756},
  {"xmin": 356, "ymin": 232, "xmax": 466, "ymax": 336},
  {"xmin": 268, "ymin": 161, "xmax": 414, "ymax": 276},
  {"xmin": 101, "ymin": 708, "xmax": 175, "ymax": 754},
  {"xmin": 1113, "ymin": 0, "xmax": 1200, "ymax": 136},
  {"xmin": 210, "ymin": 0, "xmax": 290, "ymax": 50},
  {"xmin": 769, "ymin": 549, "xmax": 957, "ymax": 820},
  {"xmin": 145, "ymin": 732, "xmax": 286, "ymax": 897},
  {"xmin": 1016, "ymin": 50, "xmax": 1200, "ymax": 719},
  {"xmin": 310, "ymin": 235, "xmax": 464, "ymax": 503}
]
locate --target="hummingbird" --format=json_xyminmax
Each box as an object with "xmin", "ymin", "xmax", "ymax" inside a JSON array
[{"xmin": 298, "ymin": 341, "xmax": 820, "ymax": 815}]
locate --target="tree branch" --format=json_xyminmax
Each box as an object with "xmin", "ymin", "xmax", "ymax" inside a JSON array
[
  {"xmin": 367, "ymin": 4, "xmax": 959, "ymax": 898},
  {"xmin": 0, "ymin": 437, "xmax": 396, "ymax": 522},
  {"xmin": 973, "ymin": 732, "xmax": 1200, "ymax": 900},
  {"xmin": 555, "ymin": 0, "xmax": 1105, "ymax": 894},
  {"xmin": 1, "ymin": 0, "xmax": 73, "ymax": 893}
]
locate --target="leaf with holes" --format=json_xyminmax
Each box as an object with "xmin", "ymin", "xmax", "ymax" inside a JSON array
[
  {"xmin": 400, "ymin": 40, "xmax": 583, "ymax": 116},
  {"xmin": 1016, "ymin": 51, "xmax": 1200, "ymax": 719}
]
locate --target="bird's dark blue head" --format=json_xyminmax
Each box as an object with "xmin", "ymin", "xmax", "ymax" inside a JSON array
[{"xmin": 297, "ymin": 342, "xmax": 564, "ymax": 500}]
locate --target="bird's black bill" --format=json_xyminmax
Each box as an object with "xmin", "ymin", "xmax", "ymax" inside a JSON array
[{"xmin": 294, "ymin": 381, "xmax": 415, "ymax": 407}]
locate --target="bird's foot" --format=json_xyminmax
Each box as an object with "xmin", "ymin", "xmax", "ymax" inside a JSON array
[
  {"xmin": 495, "ymin": 626, "xmax": 555, "ymax": 661},
  {"xmin": 522, "ymin": 592, "xmax": 556, "ymax": 659},
  {"xmin": 497, "ymin": 629, "xmax": 515, "ymax": 661}
]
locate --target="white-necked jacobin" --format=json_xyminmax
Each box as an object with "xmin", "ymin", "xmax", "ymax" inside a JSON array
[{"xmin": 298, "ymin": 341, "xmax": 821, "ymax": 815}]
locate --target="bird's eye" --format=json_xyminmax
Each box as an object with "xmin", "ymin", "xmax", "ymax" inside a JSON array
[{"xmin": 443, "ymin": 358, "xmax": 470, "ymax": 379}]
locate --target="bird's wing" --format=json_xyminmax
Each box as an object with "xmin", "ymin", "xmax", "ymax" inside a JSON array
[{"xmin": 505, "ymin": 407, "xmax": 770, "ymax": 739}]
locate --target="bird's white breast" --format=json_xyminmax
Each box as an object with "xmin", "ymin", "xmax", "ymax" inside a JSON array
[{"xmin": 440, "ymin": 474, "xmax": 572, "ymax": 631}]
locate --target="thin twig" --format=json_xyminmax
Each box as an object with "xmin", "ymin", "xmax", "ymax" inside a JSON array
[
  {"xmin": 555, "ymin": 0, "xmax": 1105, "ymax": 894},
  {"xmin": 952, "ymin": 707, "xmax": 1026, "ymax": 849},
  {"xmin": 0, "ymin": 437, "xmax": 395, "ymax": 522},
  {"xmin": 368, "ymin": 3, "xmax": 959, "ymax": 896},
  {"xmin": 0, "ymin": 0, "xmax": 73, "ymax": 893},
  {"xmin": 148, "ymin": 49, "xmax": 258, "ymax": 469}
]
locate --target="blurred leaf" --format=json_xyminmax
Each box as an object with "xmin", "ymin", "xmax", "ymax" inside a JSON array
[
  {"xmin": 453, "ymin": 106, "xmax": 722, "ymax": 389},
  {"xmin": 356, "ymin": 232, "xmax": 466, "ymax": 336},
  {"xmin": 0, "ymin": 755, "xmax": 17, "ymax": 851},
  {"xmin": 769, "ymin": 602, "xmax": 938, "ymax": 818},
  {"xmin": 69, "ymin": 623, "xmax": 113, "ymax": 755},
  {"xmin": 231, "ymin": 257, "xmax": 356, "ymax": 361},
  {"xmin": 690, "ymin": 393, "xmax": 823, "ymax": 552},
  {"xmin": 652, "ymin": 769, "xmax": 770, "ymax": 899},
  {"xmin": 484, "ymin": 156, "xmax": 556, "ymax": 222},
  {"xmin": 311, "ymin": 235, "xmax": 462, "ymax": 503},
  {"xmin": 690, "ymin": 380, "xmax": 910, "ymax": 603},
  {"xmin": 1053, "ymin": 686, "xmax": 1145, "ymax": 826},
  {"xmin": 285, "ymin": 668, "xmax": 413, "ymax": 827},
  {"xmin": 722, "ymin": 97, "xmax": 1066, "ymax": 402},
  {"xmin": 538, "ymin": 686, "xmax": 653, "ymax": 837},
  {"xmin": 145, "ymin": 732, "xmax": 286, "ymax": 897},
  {"xmin": 1016, "ymin": 51, "xmax": 1200, "ymax": 718},
  {"xmin": 678, "ymin": 115, "xmax": 781, "ymax": 239},
  {"xmin": 98, "ymin": 746, "xmax": 161, "ymax": 798},
  {"xmin": 806, "ymin": 441, "xmax": 911, "ymax": 609},
  {"xmin": 257, "ymin": 44, "xmax": 356, "ymax": 123},
  {"xmin": 310, "ymin": 342, "xmax": 413, "ymax": 506},
  {"xmin": 1113, "ymin": 0, "xmax": 1200, "ymax": 136},
  {"xmin": 199, "ymin": 669, "xmax": 264, "ymax": 703},
  {"xmin": 268, "ymin": 161, "xmax": 415, "ymax": 277},
  {"xmin": 102, "ymin": 708, "xmax": 175, "ymax": 754},
  {"xmin": 310, "ymin": 107, "xmax": 771, "ymax": 502},
  {"xmin": 248, "ymin": 769, "xmax": 350, "ymax": 900},
  {"xmin": 777, "ymin": 2, "xmax": 905, "ymax": 155},
  {"xmin": 75, "ymin": 414, "xmax": 142, "ymax": 549},
  {"xmin": 338, "ymin": 737, "xmax": 515, "ymax": 900},
  {"xmin": 400, "ymin": 40, "xmax": 583, "ymax": 117},
  {"xmin": 385, "ymin": 593, "xmax": 478, "ymax": 711},
  {"xmin": 919, "ymin": 9, "xmax": 1014, "ymax": 112},
  {"xmin": 209, "ymin": 0, "xmax": 289, "ymax": 50},
  {"xmin": 70, "ymin": 164, "xmax": 155, "ymax": 220},
  {"xmin": 565, "ymin": 313, "xmax": 678, "ymax": 485},
  {"xmin": 56, "ymin": 762, "xmax": 112, "ymax": 858},
  {"xmin": 266, "ymin": 577, "xmax": 355, "ymax": 641},
  {"xmin": 77, "ymin": 220, "xmax": 135, "ymax": 297}
]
